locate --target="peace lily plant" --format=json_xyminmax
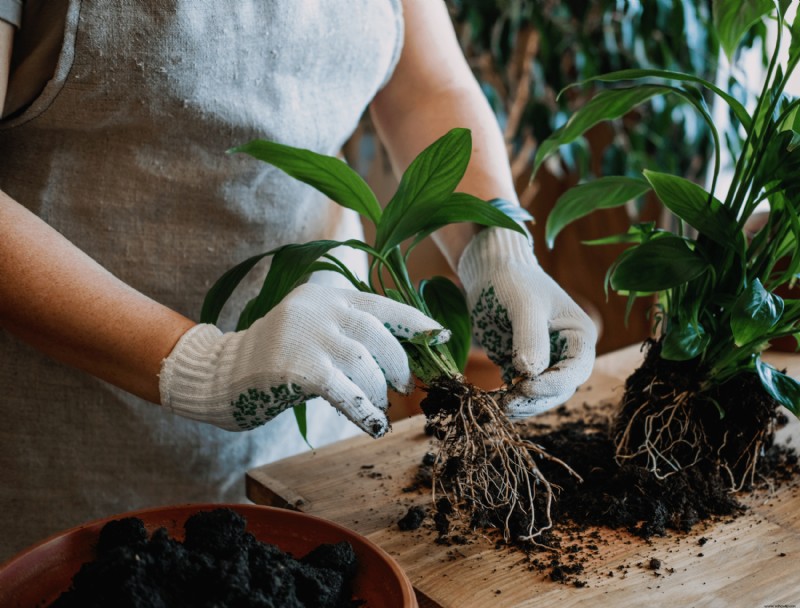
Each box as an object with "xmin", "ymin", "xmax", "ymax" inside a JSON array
[
  {"xmin": 202, "ymin": 128, "xmax": 577, "ymax": 541},
  {"xmin": 538, "ymin": 0, "xmax": 800, "ymax": 488}
]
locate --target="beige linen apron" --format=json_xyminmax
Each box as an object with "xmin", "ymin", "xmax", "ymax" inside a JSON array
[{"xmin": 0, "ymin": 0, "xmax": 403, "ymax": 559}]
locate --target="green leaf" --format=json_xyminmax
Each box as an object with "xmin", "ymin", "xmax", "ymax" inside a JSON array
[
  {"xmin": 561, "ymin": 68, "xmax": 752, "ymax": 133},
  {"xmin": 730, "ymin": 279, "xmax": 785, "ymax": 346},
  {"xmin": 419, "ymin": 276, "xmax": 471, "ymax": 372},
  {"xmin": 533, "ymin": 85, "xmax": 672, "ymax": 177},
  {"xmin": 756, "ymin": 358, "xmax": 800, "ymax": 415},
  {"xmin": 242, "ymin": 239, "xmax": 373, "ymax": 328},
  {"xmin": 377, "ymin": 129, "xmax": 472, "ymax": 252},
  {"xmin": 642, "ymin": 170, "xmax": 744, "ymax": 251},
  {"xmin": 293, "ymin": 404, "xmax": 312, "ymax": 448},
  {"xmin": 713, "ymin": 0, "xmax": 773, "ymax": 62},
  {"xmin": 661, "ymin": 322, "xmax": 710, "ymax": 361},
  {"xmin": 545, "ymin": 176, "xmax": 651, "ymax": 247},
  {"xmin": 403, "ymin": 192, "xmax": 529, "ymax": 254},
  {"xmin": 201, "ymin": 251, "xmax": 273, "ymax": 324},
  {"xmin": 230, "ymin": 139, "xmax": 382, "ymax": 225},
  {"xmin": 610, "ymin": 236, "xmax": 710, "ymax": 292}
]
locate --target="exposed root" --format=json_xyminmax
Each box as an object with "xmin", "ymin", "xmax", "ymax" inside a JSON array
[
  {"xmin": 614, "ymin": 386, "xmax": 703, "ymax": 479},
  {"xmin": 613, "ymin": 339, "xmax": 778, "ymax": 491},
  {"xmin": 421, "ymin": 376, "xmax": 581, "ymax": 543}
]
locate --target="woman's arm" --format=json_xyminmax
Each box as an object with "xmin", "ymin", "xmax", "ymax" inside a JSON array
[
  {"xmin": 0, "ymin": 24, "xmax": 195, "ymax": 402},
  {"xmin": 369, "ymin": 0, "xmax": 519, "ymax": 270},
  {"xmin": 0, "ymin": 191, "xmax": 197, "ymax": 403}
]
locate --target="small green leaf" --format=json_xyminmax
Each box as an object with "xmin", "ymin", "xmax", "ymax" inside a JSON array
[
  {"xmin": 377, "ymin": 129, "xmax": 472, "ymax": 253},
  {"xmin": 713, "ymin": 0, "xmax": 773, "ymax": 62},
  {"xmin": 293, "ymin": 404, "xmax": 312, "ymax": 448},
  {"xmin": 610, "ymin": 236, "xmax": 710, "ymax": 292},
  {"xmin": 419, "ymin": 276, "xmax": 471, "ymax": 372},
  {"xmin": 756, "ymin": 358, "xmax": 800, "ymax": 415},
  {"xmin": 730, "ymin": 279, "xmax": 785, "ymax": 346},
  {"xmin": 661, "ymin": 322, "xmax": 709, "ymax": 361},
  {"xmin": 533, "ymin": 86, "xmax": 671, "ymax": 177},
  {"xmin": 202, "ymin": 252, "xmax": 273, "ymax": 324},
  {"xmin": 546, "ymin": 176, "xmax": 651, "ymax": 248},
  {"xmin": 230, "ymin": 139, "xmax": 382, "ymax": 225},
  {"xmin": 642, "ymin": 170, "xmax": 744, "ymax": 251}
]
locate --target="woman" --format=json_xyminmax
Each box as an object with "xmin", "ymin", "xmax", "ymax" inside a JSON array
[{"xmin": 0, "ymin": 0, "xmax": 596, "ymax": 560}]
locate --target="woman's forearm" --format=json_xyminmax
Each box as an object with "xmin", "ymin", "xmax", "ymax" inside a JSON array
[
  {"xmin": 369, "ymin": 0, "xmax": 519, "ymax": 271},
  {"xmin": 0, "ymin": 190, "xmax": 196, "ymax": 403}
]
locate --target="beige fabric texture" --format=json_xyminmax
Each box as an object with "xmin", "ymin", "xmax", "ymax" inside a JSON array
[{"xmin": 0, "ymin": 0, "xmax": 403, "ymax": 560}]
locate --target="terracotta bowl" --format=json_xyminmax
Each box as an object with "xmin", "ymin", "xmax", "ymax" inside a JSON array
[{"xmin": 0, "ymin": 503, "xmax": 418, "ymax": 608}]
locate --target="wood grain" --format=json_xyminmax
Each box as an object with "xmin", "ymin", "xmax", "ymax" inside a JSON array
[{"xmin": 246, "ymin": 345, "xmax": 800, "ymax": 607}]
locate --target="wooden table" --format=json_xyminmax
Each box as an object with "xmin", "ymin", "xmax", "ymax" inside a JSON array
[{"xmin": 247, "ymin": 345, "xmax": 800, "ymax": 607}]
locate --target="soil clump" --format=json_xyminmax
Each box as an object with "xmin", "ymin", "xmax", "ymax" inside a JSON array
[
  {"xmin": 52, "ymin": 508, "xmax": 362, "ymax": 608},
  {"xmin": 406, "ymin": 347, "xmax": 800, "ymax": 587}
]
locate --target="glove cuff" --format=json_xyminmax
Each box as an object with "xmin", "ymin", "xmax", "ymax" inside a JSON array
[
  {"xmin": 457, "ymin": 227, "xmax": 536, "ymax": 288},
  {"xmin": 158, "ymin": 323, "xmax": 225, "ymax": 412}
]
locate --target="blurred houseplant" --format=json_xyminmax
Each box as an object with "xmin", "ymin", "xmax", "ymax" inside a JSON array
[{"xmin": 442, "ymin": 0, "xmax": 759, "ymax": 353}]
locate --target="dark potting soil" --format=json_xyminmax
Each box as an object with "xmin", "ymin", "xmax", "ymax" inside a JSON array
[
  {"xmin": 404, "ymin": 343, "xmax": 800, "ymax": 587},
  {"xmin": 52, "ymin": 508, "xmax": 362, "ymax": 608}
]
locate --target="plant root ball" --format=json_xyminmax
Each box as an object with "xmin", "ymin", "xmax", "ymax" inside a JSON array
[{"xmin": 420, "ymin": 375, "xmax": 580, "ymax": 544}]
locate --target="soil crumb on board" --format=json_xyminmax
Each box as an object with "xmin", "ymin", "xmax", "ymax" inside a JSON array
[{"xmin": 402, "ymin": 396, "xmax": 800, "ymax": 588}]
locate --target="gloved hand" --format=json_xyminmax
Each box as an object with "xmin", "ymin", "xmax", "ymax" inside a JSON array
[
  {"xmin": 158, "ymin": 283, "xmax": 449, "ymax": 437},
  {"xmin": 458, "ymin": 227, "xmax": 597, "ymax": 417}
]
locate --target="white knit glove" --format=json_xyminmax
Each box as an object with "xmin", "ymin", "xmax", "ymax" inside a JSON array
[
  {"xmin": 158, "ymin": 283, "xmax": 449, "ymax": 437},
  {"xmin": 458, "ymin": 227, "xmax": 597, "ymax": 417}
]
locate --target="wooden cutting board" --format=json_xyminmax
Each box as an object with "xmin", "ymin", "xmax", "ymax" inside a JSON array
[{"xmin": 246, "ymin": 345, "xmax": 800, "ymax": 607}]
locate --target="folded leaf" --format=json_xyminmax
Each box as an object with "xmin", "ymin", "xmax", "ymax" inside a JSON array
[
  {"xmin": 661, "ymin": 322, "xmax": 709, "ymax": 361},
  {"xmin": 610, "ymin": 236, "xmax": 710, "ymax": 292},
  {"xmin": 756, "ymin": 358, "xmax": 800, "ymax": 415},
  {"xmin": 643, "ymin": 170, "xmax": 744, "ymax": 252},
  {"xmin": 420, "ymin": 276, "xmax": 471, "ymax": 373},
  {"xmin": 731, "ymin": 279, "xmax": 784, "ymax": 346},
  {"xmin": 546, "ymin": 176, "xmax": 651, "ymax": 248}
]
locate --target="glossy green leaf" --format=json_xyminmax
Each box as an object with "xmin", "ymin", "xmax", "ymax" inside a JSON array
[
  {"xmin": 419, "ymin": 276, "xmax": 471, "ymax": 373},
  {"xmin": 230, "ymin": 140, "xmax": 382, "ymax": 225},
  {"xmin": 610, "ymin": 236, "xmax": 710, "ymax": 292},
  {"xmin": 582, "ymin": 223, "xmax": 661, "ymax": 246},
  {"xmin": 393, "ymin": 192, "xmax": 528, "ymax": 254},
  {"xmin": 642, "ymin": 170, "xmax": 743, "ymax": 251},
  {"xmin": 713, "ymin": 0, "xmax": 773, "ymax": 61},
  {"xmin": 243, "ymin": 239, "xmax": 373, "ymax": 327},
  {"xmin": 293, "ymin": 404, "xmax": 311, "ymax": 447},
  {"xmin": 756, "ymin": 358, "xmax": 800, "ymax": 415},
  {"xmin": 377, "ymin": 129, "xmax": 472, "ymax": 252},
  {"xmin": 202, "ymin": 251, "xmax": 273, "ymax": 324},
  {"xmin": 546, "ymin": 176, "xmax": 651, "ymax": 247},
  {"xmin": 533, "ymin": 86, "xmax": 670, "ymax": 177},
  {"xmin": 661, "ymin": 322, "xmax": 710, "ymax": 361},
  {"xmin": 561, "ymin": 68, "xmax": 752, "ymax": 132},
  {"xmin": 730, "ymin": 279, "xmax": 785, "ymax": 346}
]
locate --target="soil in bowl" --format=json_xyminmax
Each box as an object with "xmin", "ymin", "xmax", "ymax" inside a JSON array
[{"xmin": 52, "ymin": 508, "xmax": 362, "ymax": 608}]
